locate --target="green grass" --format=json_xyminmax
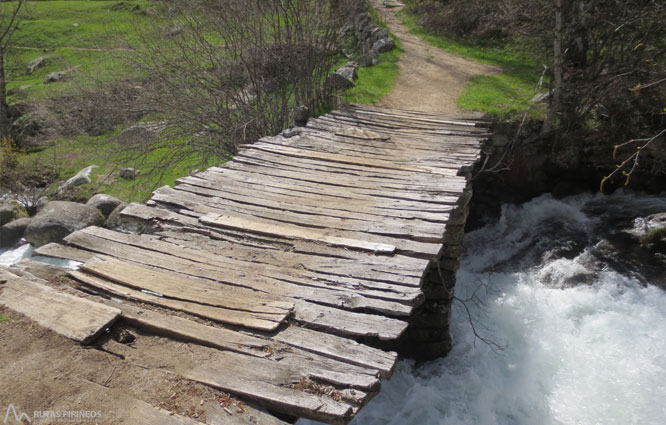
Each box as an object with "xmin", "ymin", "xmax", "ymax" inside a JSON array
[
  {"xmin": 0, "ymin": 314, "xmax": 9, "ymax": 323},
  {"xmin": 4, "ymin": 1, "xmax": 209, "ymax": 202},
  {"xmin": 26, "ymin": 129, "xmax": 222, "ymax": 202},
  {"xmin": 5, "ymin": 1, "xmax": 145, "ymax": 101},
  {"xmin": 7, "ymin": 1, "xmax": 400, "ymax": 201},
  {"xmin": 400, "ymin": 6, "xmax": 546, "ymax": 119},
  {"xmin": 342, "ymin": 37, "xmax": 403, "ymax": 105}
]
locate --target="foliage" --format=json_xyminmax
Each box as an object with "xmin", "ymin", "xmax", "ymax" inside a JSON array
[
  {"xmin": 406, "ymin": 0, "xmax": 666, "ymax": 188},
  {"xmin": 125, "ymin": 0, "xmax": 361, "ymax": 160},
  {"xmin": 0, "ymin": 314, "xmax": 9, "ymax": 323},
  {"xmin": 0, "ymin": 136, "xmax": 57, "ymax": 211}
]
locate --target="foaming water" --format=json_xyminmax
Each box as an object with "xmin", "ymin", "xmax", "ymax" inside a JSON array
[
  {"xmin": 0, "ymin": 243, "xmax": 82, "ymax": 269},
  {"xmin": 299, "ymin": 192, "xmax": 666, "ymax": 425}
]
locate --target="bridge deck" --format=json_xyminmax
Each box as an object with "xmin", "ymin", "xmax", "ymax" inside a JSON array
[{"xmin": 30, "ymin": 105, "xmax": 487, "ymax": 424}]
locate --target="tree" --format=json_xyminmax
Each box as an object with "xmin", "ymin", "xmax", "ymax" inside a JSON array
[{"xmin": 0, "ymin": 0, "xmax": 26, "ymax": 138}]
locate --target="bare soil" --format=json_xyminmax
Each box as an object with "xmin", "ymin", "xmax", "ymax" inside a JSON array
[
  {"xmin": 371, "ymin": 1, "xmax": 499, "ymax": 116},
  {"xmin": 0, "ymin": 279, "xmax": 251, "ymax": 425}
]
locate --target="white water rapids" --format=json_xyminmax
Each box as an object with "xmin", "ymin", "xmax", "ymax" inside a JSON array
[{"xmin": 301, "ymin": 192, "xmax": 666, "ymax": 425}]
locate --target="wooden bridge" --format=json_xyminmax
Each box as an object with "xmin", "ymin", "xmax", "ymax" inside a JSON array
[{"xmin": 1, "ymin": 105, "xmax": 487, "ymax": 424}]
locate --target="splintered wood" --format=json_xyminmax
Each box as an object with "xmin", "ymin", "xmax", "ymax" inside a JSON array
[{"xmin": 30, "ymin": 105, "xmax": 486, "ymax": 424}]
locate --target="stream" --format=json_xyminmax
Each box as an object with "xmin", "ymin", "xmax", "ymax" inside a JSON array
[{"xmin": 301, "ymin": 191, "xmax": 666, "ymax": 425}]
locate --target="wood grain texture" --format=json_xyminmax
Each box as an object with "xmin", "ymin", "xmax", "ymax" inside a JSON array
[{"xmin": 0, "ymin": 269, "xmax": 120, "ymax": 344}]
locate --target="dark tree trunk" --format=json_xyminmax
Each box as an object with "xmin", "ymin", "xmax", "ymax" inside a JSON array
[{"xmin": 0, "ymin": 49, "xmax": 10, "ymax": 139}]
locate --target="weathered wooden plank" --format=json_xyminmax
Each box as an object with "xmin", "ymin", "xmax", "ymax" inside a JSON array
[
  {"xmin": 174, "ymin": 181, "xmax": 451, "ymax": 229},
  {"xmin": 0, "ymin": 270, "xmax": 120, "ymax": 344},
  {"xmin": 156, "ymin": 187, "xmax": 448, "ymax": 245},
  {"xmin": 293, "ymin": 301, "xmax": 408, "ymax": 341},
  {"xmin": 157, "ymin": 231, "xmax": 426, "ymax": 287},
  {"xmin": 81, "ymin": 256, "xmax": 293, "ymax": 317},
  {"xmin": 183, "ymin": 356, "xmax": 362, "ymax": 425},
  {"xmin": 232, "ymin": 151, "xmax": 470, "ymax": 192},
  {"xmin": 161, "ymin": 185, "xmax": 449, "ymax": 240},
  {"xmin": 179, "ymin": 174, "xmax": 456, "ymax": 219},
  {"xmin": 77, "ymin": 227, "xmax": 424, "ymax": 296},
  {"xmin": 273, "ymin": 326, "xmax": 397, "ymax": 378},
  {"xmin": 200, "ymin": 212, "xmax": 397, "ymax": 254},
  {"xmin": 119, "ymin": 305, "xmax": 383, "ymax": 391},
  {"xmin": 248, "ymin": 144, "xmax": 459, "ymax": 177},
  {"xmin": 63, "ymin": 229, "xmax": 419, "ymax": 314},
  {"xmin": 204, "ymin": 165, "xmax": 462, "ymax": 206},
  {"xmin": 69, "ymin": 270, "xmax": 287, "ymax": 332}
]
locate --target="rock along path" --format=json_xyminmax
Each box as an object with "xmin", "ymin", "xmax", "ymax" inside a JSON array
[{"xmin": 371, "ymin": 1, "xmax": 499, "ymax": 116}]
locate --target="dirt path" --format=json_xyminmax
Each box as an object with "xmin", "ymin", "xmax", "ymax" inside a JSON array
[{"xmin": 371, "ymin": 1, "xmax": 499, "ymax": 116}]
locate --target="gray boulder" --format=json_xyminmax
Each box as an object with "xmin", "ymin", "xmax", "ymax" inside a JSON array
[
  {"xmin": 58, "ymin": 165, "xmax": 98, "ymax": 192},
  {"xmin": 24, "ymin": 201, "xmax": 105, "ymax": 247},
  {"xmin": 0, "ymin": 202, "xmax": 19, "ymax": 226},
  {"xmin": 119, "ymin": 168, "xmax": 139, "ymax": 180},
  {"xmin": 291, "ymin": 105, "xmax": 310, "ymax": 127},
  {"xmin": 372, "ymin": 38, "xmax": 396, "ymax": 54},
  {"xmin": 325, "ymin": 73, "xmax": 355, "ymax": 91},
  {"xmin": 105, "ymin": 203, "xmax": 143, "ymax": 233},
  {"xmin": 118, "ymin": 121, "xmax": 166, "ymax": 145},
  {"xmin": 44, "ymin": 66, "xmax": 80, "ymax": 84},
  {"xmin": 0, "ymin": 217, "xmax": 32, "ymax": 248},
  {"xmin": 335, "ymin": 65, "xmax": 358, "ymax": 81},
  {"xmin": 382, "ymin": 0, "xmax": 405, "ymax": 8},
  {"xmin": 86, "ymin": 194, "xmax": 125, "ymax": 218},
  {"xmin": 26, "ymin": 56, "xmax": 48, "ymax": 75},
  {"xmin": 356, "ymin": 51, "xmax": 379, "ymax": 67}
]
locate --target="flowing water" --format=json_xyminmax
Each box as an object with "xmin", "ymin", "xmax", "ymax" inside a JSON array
[{"xmin": 300, "ymin": 192, "xmax": 666, "ymax": 425}]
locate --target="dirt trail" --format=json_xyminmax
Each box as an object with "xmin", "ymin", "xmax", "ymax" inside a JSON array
[{"xmin": 371, "ymin": 1, "xmax": 499, "ymax": 116}]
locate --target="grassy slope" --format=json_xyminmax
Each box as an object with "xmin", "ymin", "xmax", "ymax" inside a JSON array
[
  {"xmin": 8, "ymin": 1, "xmax": 399, "ymax": 202},
  {"xmin": 400, "ymin": 7, "xmax": 545, "ymax": 119},
  {"xmin": 5, "ymin": 1, "xmax": 217, "ymax": 202}
]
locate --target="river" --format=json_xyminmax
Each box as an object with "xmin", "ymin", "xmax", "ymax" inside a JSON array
[{"xmin": 301, "ymin": 191, "xmax": 666, "ymax": 425}]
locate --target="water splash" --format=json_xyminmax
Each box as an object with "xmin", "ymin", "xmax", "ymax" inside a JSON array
[{"xmin": 300, "ymin": 192, "xmax": 666, "ymax": 425}]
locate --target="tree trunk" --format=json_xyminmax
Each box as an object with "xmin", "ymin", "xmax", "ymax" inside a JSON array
[
  {"xmin": 541, "ymin": 0, "xmax": 564, "ymax": 135},
  {"xmin": 0, "ymin": 48, "xmax": 10, "ymax": 139}
]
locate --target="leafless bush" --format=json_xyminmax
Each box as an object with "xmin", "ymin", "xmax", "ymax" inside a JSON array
[{"xmin": 124, "ymin": 0, "xmax": 360, "ymax": 159}]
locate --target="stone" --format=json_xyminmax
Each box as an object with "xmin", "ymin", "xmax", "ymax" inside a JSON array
[
  {"xmin": 43, "ymin": 66, "xmax": 80, "ymax": 84},
  {"xmin": 26, "ymin": 56, "xmax": 48, "ymax": 75},
  {"xmin": 24, "ymin": 201, "xmax": 105, "ymax": 247},
  {"xmin": 58, "ymin": 165, "xmax": 98, "ymax": 192},
  {"xmin": 291, "ymin": 105, "xmax": 310, "ymax": 127},
  {"xmin": 119, "ymin": 168, "xmax": 139, "ymax": 180},
  {"xmin": 163, "ymin": 27, "xmax": 183, "ymax": 38},
  {"xmin": 0, "ymin": 202, "xmax": 19, "ymax": 226},
  {"xmin": 105, "ymin": 204, "xmax": 144, "ymax": 234},
  {"xmin": 117, "ymin": 121, "xmax": 166, "ymax": 145},
  {"xmin": 532, "ymin": 92, "xmax": 550, "ymax": 103},
  {"xmin": 335, "ymin": 65, "xmax": 358, "ymax": 81},
  {"xmin": 370, "ymin": 28, "xmax": 389, "ymax": 45},
  {"xmin": 0, "ymin": 217, "xmax": 32, "ymax": 248},
  {"xmin": 324, "ymin": 73, "xmax": 355, "ymax": 91},
  {"xmin": 355, "ymin": 51, "xmax": 379, "ymax": 67},
  {"xmin": 86, "ymin": 194, "xmax": 124, "ymax": 218},
  {"xmin": 382, "ymin": 0, "xmax": 405, "ymax": 8},
  {"xmin": 372, "ymin": 37, "xmax": 396, "ymax": 54}
]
